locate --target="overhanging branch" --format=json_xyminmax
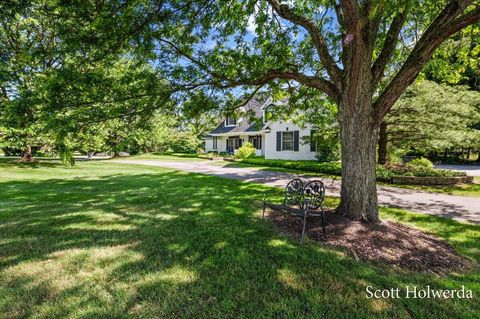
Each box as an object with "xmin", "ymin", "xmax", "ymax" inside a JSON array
[
  {"xmin": 159, "ymin": 38, "xmax": 340, "ymax": 102},
  {"xmin": 373, "ymin": 0, "xmax": 480, "ymax": 120},
  {"xmin": 265, "ymin": 0, "xmax": 343, "ymax": 88},
  {"xmin": 371, "ymin": 9, "xmax": 408, "ymax": 86}
]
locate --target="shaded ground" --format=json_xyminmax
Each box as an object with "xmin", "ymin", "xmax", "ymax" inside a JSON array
[
  {"xmin": 265, "ymin": 209, "xmax": 469, "ymax": 274},
  {"xmin": 116, "ymin": 159, "xmax": 480, "ymax": 224}
]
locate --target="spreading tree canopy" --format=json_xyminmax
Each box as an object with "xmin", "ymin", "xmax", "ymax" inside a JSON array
[
  {"xmin": 0, "ymin": 0, "xmax": 173, "ymax": 161},
  {"xmin": 144, "ymin": 0, "xmax": 480, "ymax": 222},
  {"xmin": 1, "ymin": 0, "xmax": 479, "ymax": 222}
]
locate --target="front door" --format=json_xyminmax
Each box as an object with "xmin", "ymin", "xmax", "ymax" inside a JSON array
[
  {"xmin": 226, "ymin": 138, "xmax": 234, "ymax": 153},
  {"xmin": 226, "ymin": 137, "xmax": 242, "ymax": 153}
]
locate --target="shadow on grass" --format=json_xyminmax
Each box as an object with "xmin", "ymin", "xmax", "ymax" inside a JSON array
[
  {"xmin": 0, "ymin": 169, "xmax": 479, "ymax": 318},
  {"xmin": 0, "ymin": 158, "xmax": 62, "ymax": 168}
]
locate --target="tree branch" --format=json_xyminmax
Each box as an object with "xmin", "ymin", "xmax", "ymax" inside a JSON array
[
  {"xmin": 265, "ymin": 0, "xmax": 343, "ymax": 88},
  {"xmin": 373, "ymin": 0, "xmax": 480, "ymax": 120},
  {"xmin": 159, "ymin": 38, "xmax": 340, "ymax": 102},
  {"xmin": 446, "ymin": 5, "xmax": 480, "ymax": 35},
  {"xmin": 371, "ymin": 9, "xmax": 408, "ymax": 86},
  {"xmin": 338, "ymin": 0, "xmax": 361, "ymax": 32}
]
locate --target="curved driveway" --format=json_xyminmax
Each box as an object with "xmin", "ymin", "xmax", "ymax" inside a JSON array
[{"xmin": 117, "ymin": 159, "xmax": 480, "ymax": 224}]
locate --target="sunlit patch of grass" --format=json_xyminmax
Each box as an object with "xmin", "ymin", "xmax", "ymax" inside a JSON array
[
  {"xmin": 267, "ymin": 239, "xmax": 296, "ymax": 249},
  {"xmin": 139, "ymin": 266, "xmax": 197, "ymax": 285},
  {"xmin": 58, "ymin": 211, "xmax": 136, "ymax": 231},
  {"xmin": 276, "ymin": 268, "xmax": 304, "ymax": 291},
  {"xmin": 3, "ymin": 244, "xmax": 143, "ymax": 293},
  {"xmin": 369, "ymin": 298, "xmax": 393, "ymax": 313}
]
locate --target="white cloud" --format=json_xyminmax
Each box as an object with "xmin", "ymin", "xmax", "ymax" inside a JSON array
[{"xmin": 247, "ymin": 14, "xmax": 257, "ymax": 36}]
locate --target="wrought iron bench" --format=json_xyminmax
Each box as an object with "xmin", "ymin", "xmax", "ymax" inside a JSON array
[{"xmin": 262, "ymin": 178, "xmax": 326, "ymax": 244}]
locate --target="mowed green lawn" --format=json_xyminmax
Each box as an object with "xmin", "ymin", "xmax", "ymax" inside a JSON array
[{"xmin": 1, "ymin": 160, "xmax": 479, "ymax": 318}]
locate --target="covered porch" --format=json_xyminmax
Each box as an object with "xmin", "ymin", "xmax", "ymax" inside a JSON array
[{"xmin": 213, "ymin": 133, "xmax": 264, "ymax": 156}]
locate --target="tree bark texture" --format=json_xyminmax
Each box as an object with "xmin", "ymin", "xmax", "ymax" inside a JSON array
[
  {"xmin": 338, "ymin": 99, "xmax": 380, "ymax": 223},
  {"xmin": 336, "ymin": 40, "xmax": 380, "ymax": 223},
  {"xmin": 377, "ymin": 122, "xmax": 388, "ymax": 165}
]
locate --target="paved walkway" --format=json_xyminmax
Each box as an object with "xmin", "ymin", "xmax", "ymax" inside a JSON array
[{"xmin": 116, "ymin": 159, "xmax": 480, "ymax": 224}]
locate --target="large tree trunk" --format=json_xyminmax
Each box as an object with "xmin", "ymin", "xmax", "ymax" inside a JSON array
[
  {"xmin": 18, "ymin": 145, "xmax": 34, "ymax": 162},
  {"xmin": 337, "ymin": 97, "xmax": 380, "ymax": 223},
  {"xmin": 377, "ymin": 122, "xmax": 388, "ymax": 165}
]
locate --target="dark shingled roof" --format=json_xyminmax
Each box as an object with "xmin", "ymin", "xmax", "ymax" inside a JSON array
[{"xmin": 210, "ymin": 99, "xmax": 265, "ymax": 134}]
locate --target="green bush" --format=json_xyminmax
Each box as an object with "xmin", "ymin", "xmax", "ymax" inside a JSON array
[
  {"xmin": 375, "ymin": 165, "xmax": 394, "ymax": 181},
  {"xmin": 407, "ymin": 157, "xmax": 434, "ymax": 169},
  {"xmin": 383, "ymin": 163, "xmax": 466, "ymax": 180},
  {"xmin": 387, "ymin": 153, "xmax": 404, "ymax": 165},
  {"xmin": 241, "ymin": 157, "xmax": 342, "ymax": 175},
  {"xmin": 235, "ymin": 142, "xmax": 256, "ymax": 160}
]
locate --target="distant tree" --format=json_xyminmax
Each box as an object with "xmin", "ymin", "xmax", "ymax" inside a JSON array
[
  {"xmin": 178, "ymin": 91, "xmax": 219, "ymax": 150},
  {"xmin": 0, "ymin": 2, "xmax": 61, "ymax": 161},
  {"xmin": 379, "ymin": 80, "xmax": 480, "ymax": 163},
  {"xmin": 0, "ymin": 1, "xmax": 173, "ymax": 162}
]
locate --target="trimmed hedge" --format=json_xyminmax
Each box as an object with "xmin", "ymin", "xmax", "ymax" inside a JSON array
[
  {"xmin": 241, "ymin": 158, "xmax": 342, "ymax": 175},
  {"xmin": 241, "ymin": 157, "xmax": 466, "ymax": 182}
]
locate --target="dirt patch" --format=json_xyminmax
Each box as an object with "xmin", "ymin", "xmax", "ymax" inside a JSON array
[{"xmin": 265, "ymin": 209, "xmax": 470, "ymax": 273}]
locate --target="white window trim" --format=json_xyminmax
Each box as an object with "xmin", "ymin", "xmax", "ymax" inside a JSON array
[
  {"xmin": 225, "ymin": 117, "xmax": 238, "ymax": 127},
  {"xmin": 281, "ymin": 131, "xmax": 294, "ymax": 151}
]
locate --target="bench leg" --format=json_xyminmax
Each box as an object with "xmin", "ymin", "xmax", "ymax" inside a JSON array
[{"xmin": 300, "ymin": 210, "xmax": 308, "ymax": 244}]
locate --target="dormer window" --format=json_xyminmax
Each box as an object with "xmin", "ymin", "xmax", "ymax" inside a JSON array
[
  {"xmin": 262, "ymin": 104, "xmax": 274, "ymax": 124},
  {"xmin": 225, "ymin": 117, "xmax": 237, "ymax": 127}
]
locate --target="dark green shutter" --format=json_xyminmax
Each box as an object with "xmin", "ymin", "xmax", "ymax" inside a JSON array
[
  {"xmin": 310, "ymin": 130, "xmax": 316, "ymax": 152},
  {"xmin": 293, "ymin": 131, "xmax": 299, "ymax": 151},
  {"xmin": 276, "ymin": 132, "xmax": 281, "ymax": 151}
]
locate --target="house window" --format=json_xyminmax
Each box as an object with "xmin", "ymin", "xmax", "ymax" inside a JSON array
[
  {"xmin": 282, "ymin": 132, "xmax": 294, "ymax": 151},
  {"xmin": 263, "ymin": 104, "xmax": 273, "ymax": 124},
  {"xmin": 248, "ymin": 135, "xmax": 262, "ymax": 150},
  {"xmin": 226, "ymin": 117, "xmax": 237, "ymax": 126},
  {"xmin": 310, "ymin": 130, "xmax": 317, "ymax": 152},
  {"xmin": 213, "ymin": 136, "xmax": 218, "ymax": 150}
]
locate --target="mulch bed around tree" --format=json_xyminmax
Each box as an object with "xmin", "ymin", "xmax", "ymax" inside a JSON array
[{"xmin": 264, "ymin": 209, "xmax": 470, "ymax": 274}]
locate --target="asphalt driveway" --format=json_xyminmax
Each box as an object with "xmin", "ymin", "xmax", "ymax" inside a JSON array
[{"xmin": 117, "ymin": 159, "xmax": 480, "ymax": 224}]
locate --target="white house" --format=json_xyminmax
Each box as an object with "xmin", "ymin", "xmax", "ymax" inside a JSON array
[{"xmin": 204, "ymin": 98, "xmax": 318, "ymax": 160}]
